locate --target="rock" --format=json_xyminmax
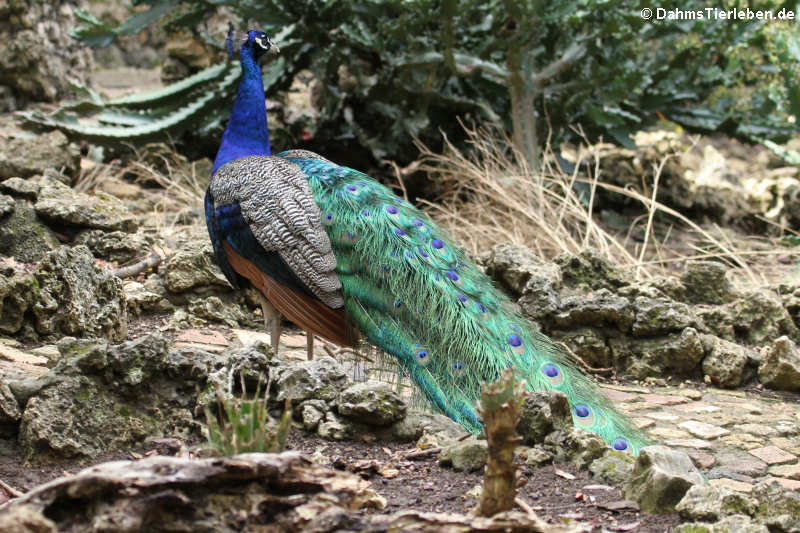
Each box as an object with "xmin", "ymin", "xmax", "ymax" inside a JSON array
[
  {"xmin": 34, "ymin": 177, "xmax": 138, "ymax": 232},
  {"xmin": 551, "ymin": 289, "xmax": 633, "ymax": 331},
  {"xmin": 74, "ymin": 229, "xmax": 153, "ymax": 263},
  {"xmin": 164, "ymin": 240, "xmax": 226, "ymax": 292},
  {"xmin": 0, "ymin": 176, "xmax": 40, "ymax": 199},
  {"xmin": 631, "ymin": 297, "xmax": 698, "ymax": 337},
  {"xmin": 589, "ymin": 449, "xmax": 636, "ymax": 485},
  {"xmin": 56, "ymin": 337, "xmax": 109, "ymax": 372},
  {"xmin": 751, "ymin": 480, "xmax": 800, "ymax": 532},
  {"xmin": 337, "ymin": 381, "xmax": 407, "ymax": 426},
  {"xmin": 439, "ymin": 436, "xmax": 488, "ymax": 472},
  {"xmin": 517, "ymin": 390, "xmax": 572, "ymax": 445},
  {"xmin": 758, "ymin": 336, "xmax": 800, "ymax": 392},
  {"xmin": 624, "ymin": 445, "xmax": 706, "ymax": 513},
  {"xmin": 0, "ymin": 199, "xmax": 60, "ymax": 262},
  {"xmin": 548, "ymin": 327, "xmax": 612, "ymax": 368},
  {"xmin": 124, "ymin": 281, "xmax": 173, "ymax": 316},
  {"xmin": 274, "ymin": 356, "xmax": 348, "ymax": 405},
  {"xmin": 681, "ymin": 261, "xmax": 736, "ymax": 305},
  {"xmin": 612, "ymin": 327, "xmax": 705, "ymax": 378},
  {"xmin": 0, "ymin": 381, "xmax": 21, "ymax": 426},
  {"xmin": 516, "ymin": 445, "xmax": 554, "ymax": 466},
  {"xmin": 649, "ymin": 275, "xmax": 687, "ymax": 302},
  {"xmin": 0, "ymin": 131, "xmax": 80, "ymax": 180},
  {"xmin": 0, "ymin": 193, "xmax": 14, "ymax": 217},
  {"xmin": 185, "ymin": 295, "xmax": 250, "ymax": 328},
  {"xmin": 379, "ymin": 412, "xmax": 463, "ymax": 444},
  {"xmin": 300, "ymin": 399, "xmax": 328, "ymax": 431},
  {"xmin": 480, "ymin": 244, "xmax": 562, "ymax": 319},
  {"xmin": 546, "ymin": 428, "xmax": 608, "ymax": 469},
  {"xmin": 16, "ymin": 335, "xmax": 279, "ymax": 461},
  {"xmin": 317, "ymin": 411, "xmax": 349, "ymax": 440},
  {"xmin": 675, "ymin": 485, "xmax": 757, "ymax": 521},
  {"xmin": 697, "ymin": 306, "xmax": 736, "ymax": 341},
  {"xmin": 555, "ymin": 250, "xmax": 627, "ymax": 291},
  {"xmin": 0, "ymin": 267, "xmax": 35, "ymax": 335},
  {"xmin": 673, "ymin": 515, "xmax": 769, "ymax": 533},
  {"xmin": 0, "ymin": 0, "xmax": 92, "ymax": 105},
  {"xmin": 701, "ymin": 335, "xmax": 749, "ymax": 388},
  {"xmin": 30, "ymin": 245, "xmax": 127, "ymax": 341},
  {"xmin": 733, "ymin": 290, "xmax": 800, "ymax": 345}
]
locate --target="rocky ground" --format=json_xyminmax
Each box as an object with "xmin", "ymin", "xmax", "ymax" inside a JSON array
[{"xmin": 1, "ymin": 3, "xmax": 800, "ymax": 531}]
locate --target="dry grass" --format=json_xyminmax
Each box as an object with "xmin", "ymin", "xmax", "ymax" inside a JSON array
[
  {"xmin": 416, "ymin": 124, "xmax": 798, "ymax": 286},
  {"xmin": 416, "ymin": 125, "xmax": 645, "ymax": 273},
  {"xmin": 76, "ymin": 143, "xmax": 208, "ymax": 233}
]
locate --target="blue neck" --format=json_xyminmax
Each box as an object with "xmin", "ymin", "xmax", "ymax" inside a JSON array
[{"xmin": 212, "ymin": 47, "xmax": 271, "ymax": 175}]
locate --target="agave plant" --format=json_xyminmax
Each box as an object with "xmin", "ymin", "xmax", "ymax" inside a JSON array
[{"xmin": 202, "ymin": 377, "xmax": 292, "ymax": 456}]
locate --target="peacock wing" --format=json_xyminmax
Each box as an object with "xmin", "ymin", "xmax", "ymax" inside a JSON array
[{"xmin": 210, "ymin": 155, "xmax": 343, "ymax": 309}]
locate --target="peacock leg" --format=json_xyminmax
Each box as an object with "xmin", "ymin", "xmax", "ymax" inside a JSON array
[
  {"xmin": 306, "ymin": 333, "xmax": 314, "ymax": 360},
  {"xmin": 258, "ymin": 293, "xmax": 282, "ymax": 355}
]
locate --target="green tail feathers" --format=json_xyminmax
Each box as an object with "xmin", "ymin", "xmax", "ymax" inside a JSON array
[{"xmin": 285, "ymin": 154, "xmax": 650, "ymax": 454}]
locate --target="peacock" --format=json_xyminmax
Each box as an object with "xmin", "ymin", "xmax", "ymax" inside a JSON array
[{"xmin": 205, "ymin": 29, "xmax": 650, "ymax": 454}]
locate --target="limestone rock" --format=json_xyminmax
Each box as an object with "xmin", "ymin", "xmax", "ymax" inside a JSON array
[
  {"xmin": 337, "ymin": 381, "xmax": 407, "ymax": 426},
  {"xmin": 612, "ymin": 327, "xmax": 705, "ymax": 378},
  {"xmin": 34, "ymin": 177, "xmax": 137, "ymax": 232},
  {"xmin": 480, "ymin": 243, "xmax": 561, "ymax": 296},
  {"xmin": 758, "ymin": 336, "xmax": 800, "ymax": 392},
  {"xmin": 0, "ymin": 452, "xmax": 375, "ymax": 533},
  {"xmin": 74, "ymin": 229, "xmax": 153, "ymax": 263},
  {"xmin": 546, "ymin": 428, "xmax": 608, "ymax": 469},
  {"xmin": 379, "ymin": 412, "xmax": 463, "ymax": 444},
  {"xmin": 733, "ymin": 290, "xmax": 799, "ymax": 345},
  {"xmin": 317, "ymin": 411, "xmax": 349, "ymax": 440},
  {"xmin": 0, "ymin": 199, "xmax": 60, "ymax": 262},
  {"xmin": 481, "ymin": 244, "xmax": 562, "ymax": 321},
  {"xmin": 517, "ymin": 390, "xmax": 572, "ymax": 446},
  {"xmin": 552, "ymin": 289, "xmax": 633, "ymax": 331},
  {"xmin": 676, "ymin": 485, "xmax": 757, "ymax": 521},
  {"xmin": 0, "ymin": 267, "xmax": 35, "ymax": 335},
  {"xmin": 164, "ymin": 240, "xmax": 226, "ymax": 292},
  {"xmin": 672, "ymin": 515, "xmax": 768, "ymax": 533},
  {"xmin": 751, "ymin": 480, "xmax": 800, "ymax": 533},
  {"xmin": 555, "ymin": 249, "xmax": 627, "ymax": 291},
  {"xmin": 0, "ymin": 176, "xmax": 40, "ymax": 199},
  {"xmin": 548, "ymin": 327, "xmax": 612, "ymax": 368},
  {"xmin": 124, "ymin": 281, "xmax": 173, "ymax": 316},
  {"xmin": 275, "ymin": 356, "xmax": 348, "ymax": 405},
  {"xmin": 30, "ymin": 245, "xmax": 127, "ymax": 341},
  {"xmin": 0, "ymin": 193, "xmax": 14, "ymax": 217},
  {"xmin": 300, "ymin": 399, "xmax": 328, "ymax": 431},
  {"xmin": 0, "ymin": 131, "xmax": 79, "ymax": 180},
  {"xmin": 0, "ymin": 0, "xmax": 92, "ymax": 105},
  {"xmin": 701, "ymin": 335, "xmax": 750, "ymax": 388},
  {"xmin": 681, "ymin": 261, "xmax": 736, "ymax": 305},
  {"xmin": 624, "ymin": 445, "xmax": 706, "ymax": 513},
  {"xmin": 631, "ymin": 297, "xmax": 699, "ymax": 337},
  {"xmin": 589, "ymin": 449, "xmax": 636, "ymax": 485},
  {"xmin": 439, "ymin": 436, "xmax": 488, "ymax": 472},
  {"xmin": 185, "ymin": 295, "xmax": 249, "ymax": 328},
  {"xmin": 17, "ymin": 335, "xmax": 277, "ymax": 462}
]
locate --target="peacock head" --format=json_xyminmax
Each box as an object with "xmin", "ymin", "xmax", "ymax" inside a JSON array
[{"xmin": 227, "ymin": 27, "xmax": 280, "ymax": 59}]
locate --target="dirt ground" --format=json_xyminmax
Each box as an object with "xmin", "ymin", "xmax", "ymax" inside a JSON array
[{"xmin": 0, "ymin": 428, "xmax": 681, "ymax": 532}]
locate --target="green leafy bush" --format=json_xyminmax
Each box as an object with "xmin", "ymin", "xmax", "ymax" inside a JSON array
[{"xmin": 32, "ymin": 0, "xmax": 799, "ymax": 167}]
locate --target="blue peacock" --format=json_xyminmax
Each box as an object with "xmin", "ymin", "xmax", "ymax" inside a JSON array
[{"xmin": 205, "ymin": 29, "xmax": 650, "ymax": 454}]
